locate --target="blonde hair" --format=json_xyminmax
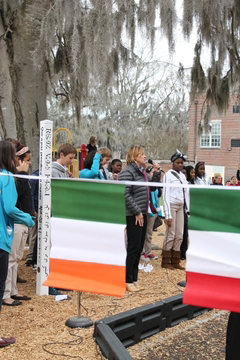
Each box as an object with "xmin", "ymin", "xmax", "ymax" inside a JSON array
[
  {"xmin": 126, "ymin": 146, "xmax": 144, "ymax": 165},
  {"xmin": 214, "ymin": 172, "xmax": 221, "ymax": 179},
  {"xmin": 98, "ymin": 147, "xmax": 112, "ymax": 158}
]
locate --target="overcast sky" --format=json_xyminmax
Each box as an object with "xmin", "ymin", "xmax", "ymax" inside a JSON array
[{"xmin": 142, "ymin": 0, "xmax": 210, "ymax": 71}]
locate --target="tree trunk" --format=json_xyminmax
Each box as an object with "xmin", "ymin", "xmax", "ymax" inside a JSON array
[{"xmin": 0, "ymin": 4, "xmax": 47, "ymax": 170}]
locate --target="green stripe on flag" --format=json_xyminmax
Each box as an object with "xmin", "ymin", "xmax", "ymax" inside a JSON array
[
  {"xmin": 51, "ymin": 179, "xmax": 126, "ymax": 225},
  {"xmin": 189, "ymin": 188, "xmax": 240, "ymax": 234}
]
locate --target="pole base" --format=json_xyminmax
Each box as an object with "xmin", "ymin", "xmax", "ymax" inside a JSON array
[
  {"xmin": 177, "ymin": 280, "xmax": 186, "ymax": 287},
  {"xmin": 65, "ymin": 316, "xmax": 93, "ymax": 328}
]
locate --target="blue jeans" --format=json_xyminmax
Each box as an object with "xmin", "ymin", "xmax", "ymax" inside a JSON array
[{"xmin": 0, "ymin": 249, "xmax": 9, "ymax": 310}]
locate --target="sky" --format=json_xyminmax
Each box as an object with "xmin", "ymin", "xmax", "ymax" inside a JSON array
[
  {"xmin": 151, "ymin": 31, "xmax": 196, "ymax": 69},
  {"xmin": 133, "ymin": 0, "xmax": 211, "ymax": 72},
  {"xmin": 153, "ymin": 23, "xmax": 210, "ymax": 71}
]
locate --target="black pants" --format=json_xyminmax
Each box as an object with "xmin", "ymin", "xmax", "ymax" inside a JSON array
[
  {"xmin": 180, "ymin": 212, "xmax": 188, "ymax": 259},
  {"xmin": 32, "ymin": 232, "xmax": 38, "ymax": 265},
  {"xmin": 0, "ymin": 249, "xmax": 9, "ymax": 311},
  {"xmin": 226, "ymin": 312, "xmax": 240, "ymax": 359},
  {"xmin": 126, "ymin": 215, "xmax": 147, "ymax": 283}
]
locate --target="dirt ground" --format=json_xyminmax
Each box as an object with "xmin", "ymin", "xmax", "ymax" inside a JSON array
[{"xmin": 0, "ymin": 224, "xmax": 229, "ymax": 359}]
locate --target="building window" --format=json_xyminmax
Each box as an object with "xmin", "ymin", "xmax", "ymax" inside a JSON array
[
  {"xmin": 231, "ymin": 139, "xmax": 240, "ymax": 147},
  {"xmin": 233, "ymin": 105, "xmax": 240, "ymax": 113},
  {"xmin": 200, "ymin": 121, "xmax": 221, "ymax": 148}
]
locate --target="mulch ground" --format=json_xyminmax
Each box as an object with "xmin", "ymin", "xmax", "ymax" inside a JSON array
[
  {"xmin": 129, "ymin": 310, "xmax": 229, "ymax": 359},
  {"xmin": 0, "ymin": 224, "xmax": 229, "ymax": 359}
]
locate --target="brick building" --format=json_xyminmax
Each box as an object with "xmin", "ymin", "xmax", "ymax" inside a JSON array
[{"xmin": 188, "ymin": 95, "xmax": 240, "ymax": 182}]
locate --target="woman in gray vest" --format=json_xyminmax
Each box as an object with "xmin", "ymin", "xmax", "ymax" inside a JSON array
[{"xmin": 118, "ymin": 146, "xmax": 148, "ymax": 292}]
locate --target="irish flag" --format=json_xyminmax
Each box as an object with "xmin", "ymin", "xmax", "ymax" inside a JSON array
[
  {"xmin": 183, "ymin": 187, "xmax": 240, "ymax": 312},
  {"xmin": 43, "ymin": 179, "xmax": 126, "ymax": 297}
]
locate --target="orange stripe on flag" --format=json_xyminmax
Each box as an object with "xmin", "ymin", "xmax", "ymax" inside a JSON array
[{"xmin": 43, "ymin": 258, "xmax": 126, "ymax": 297}]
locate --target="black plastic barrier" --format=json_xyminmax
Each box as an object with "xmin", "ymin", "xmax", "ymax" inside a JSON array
[
  {"xmin": 94, "ymin": 322, "xmax": 133, "ymax": 360},
  {"xmin": 95, "ymin": 300, "xmax": 166, "ymax": 348},
  {"xmin": 163, "ymin": 294, "xmax": 209, "ymax": 327},
  {"xmin": 94, "ymin": 294, "xmax": 210, "ymax": 359}
]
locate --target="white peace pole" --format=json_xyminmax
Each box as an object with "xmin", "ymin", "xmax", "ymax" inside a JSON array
[{"xmin": 36, "ymin": 120, "xmax": 53, "ymax": 295}]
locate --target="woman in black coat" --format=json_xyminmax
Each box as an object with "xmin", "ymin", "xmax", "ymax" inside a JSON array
[
  {"xmin": 86, "ymin": 136, "xmax": 98, "ymax": 153},
  {"xmin": 118, "ymin": 146, "xmax": 148, "ymax": 292}
]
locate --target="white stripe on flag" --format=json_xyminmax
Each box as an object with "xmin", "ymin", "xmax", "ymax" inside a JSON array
[
  {"xmin": 51, "ymin": 217, "xmax": 126, "ymax": 266},
  {"xmin": 187, "ymin": 230, "xmax": 240, "ymax": 279}
]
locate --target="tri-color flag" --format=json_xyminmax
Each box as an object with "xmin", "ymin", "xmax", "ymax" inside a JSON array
[
  {"xmin": 183, "ymin": 187, "xmax": 240, "ymax": 312},
  {"xmin": 43, "ymin": 179, "xmax": 126, "ymax": 297}
]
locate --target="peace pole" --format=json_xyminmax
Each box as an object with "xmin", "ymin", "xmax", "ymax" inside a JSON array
[{"xmin": 36, "ymin": 120, "xmax": 53, "ymax": 295}]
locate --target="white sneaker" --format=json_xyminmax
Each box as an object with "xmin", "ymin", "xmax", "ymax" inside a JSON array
[
  {"xmin": 148, "ymin": 253, "xmax": 158, "ymax": 260},
  {"xmin": 140, "ymin": 254, "xmax": 150, "ymax": 263}
]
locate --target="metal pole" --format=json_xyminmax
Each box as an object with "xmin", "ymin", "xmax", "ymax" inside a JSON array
[
  {"xmin": 78, "ymin": 292, "xmax": 81, "ymax": 317},
  {"xmin": 65, "ymin": 291, "xmax": 93, "ymax": 328},
  {"xmin": 194, "ymin": 100, "xmax": 198, "ymax": 164}
]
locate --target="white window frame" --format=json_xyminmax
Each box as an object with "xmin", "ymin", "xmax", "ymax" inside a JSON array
[{"xmin": 200, "ymin": 120, "xmax": 221, "ymax": 148}]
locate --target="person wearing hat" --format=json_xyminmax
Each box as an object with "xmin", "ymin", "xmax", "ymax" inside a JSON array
[{"xmin": 162, "ymin": 150, "xmax": 189, "ymax": 270}]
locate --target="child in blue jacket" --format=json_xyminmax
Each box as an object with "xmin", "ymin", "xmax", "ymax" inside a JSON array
[
  {"xmin": 79, "ymin": 148, "xmax": 112, "ymax": 179},
  {"xmin": 0, "ymin": 141, "xmax": 34, "ymax": 347}
]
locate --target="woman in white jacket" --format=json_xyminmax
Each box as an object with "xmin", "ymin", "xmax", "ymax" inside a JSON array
[{"xmin": 162, "ymin": 150, "xmax": 189, "ymax": 270}]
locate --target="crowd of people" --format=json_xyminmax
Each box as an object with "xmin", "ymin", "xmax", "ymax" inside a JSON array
[{"xmin": 0, "ymin": 134, "xmax": 240, "ymax": 348}]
